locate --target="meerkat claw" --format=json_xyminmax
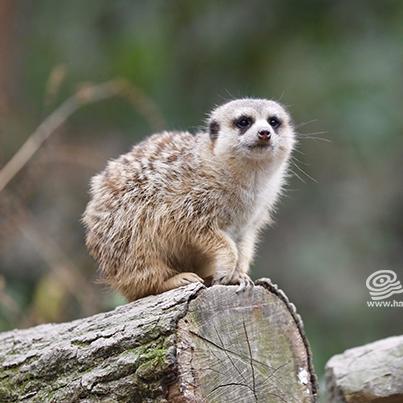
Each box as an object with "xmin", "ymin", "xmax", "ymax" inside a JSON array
[
  {"xmin": 212, "ymin": 271, "xmax": 254, "ymax": 293},
  {"xmin": 236, "ymin": 274, "xmax": 255, "ymax": 293}
]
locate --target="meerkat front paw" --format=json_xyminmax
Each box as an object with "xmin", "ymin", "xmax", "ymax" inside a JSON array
[
  {"xmin": 162, "ymin": 272, "xmax": 204, "ymax": 292},
  {"xmin": 212, "ymin": 270, "xmax": 254, "ymax": 292}
]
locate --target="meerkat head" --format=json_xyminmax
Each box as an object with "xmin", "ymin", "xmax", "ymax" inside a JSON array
[{"xmin": 207, "ymin": 98, "xmax": 295, "ymax": 164}]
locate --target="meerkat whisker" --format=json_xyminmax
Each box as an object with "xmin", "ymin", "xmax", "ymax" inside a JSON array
[
  {"xmin": 298, "ymin": 130, "xmax": 328, "ymax": 136},
  {"xmin": 291, "ymin": 160, "xmax": 318, "ymax": 183},
  {"xmin": 294, "ymin": 119, "xmax": 319, "ymax": 129},
  {"xmin": 289, "ymin": 168, "xmax": 307, "ymax": 184}
]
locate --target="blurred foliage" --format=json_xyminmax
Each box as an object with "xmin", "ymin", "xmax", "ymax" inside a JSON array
[{"xmin": 0, "ymin": 0, "xmax": 402, "ymax": 392}]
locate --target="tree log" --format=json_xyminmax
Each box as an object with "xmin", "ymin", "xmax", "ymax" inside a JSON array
[
  {"xmin": 0, "ymin": 279, "xmax": 317, "ymax": 402},
  {"xmin": 325, "ymin": 335, "xmax": 403, "ymax": 403}
]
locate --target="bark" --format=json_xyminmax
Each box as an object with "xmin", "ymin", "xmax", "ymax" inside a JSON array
[
  {"xmin": 0, "ymin": 279, "xmax": 317, "ymax": 402},
  {"xmin": 325, "ymin": 335, "xmax": 403, "ymax": 403}
]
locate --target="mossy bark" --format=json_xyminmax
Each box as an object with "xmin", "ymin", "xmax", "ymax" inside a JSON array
[{"xmin": 0, "ymin": 279, "xmax": 317, "ymax": 402}]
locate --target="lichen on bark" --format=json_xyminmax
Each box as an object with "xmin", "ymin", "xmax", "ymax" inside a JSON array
[{"xmin": 0, "ymin": 280, "xmax": 317, "ymax": 402}]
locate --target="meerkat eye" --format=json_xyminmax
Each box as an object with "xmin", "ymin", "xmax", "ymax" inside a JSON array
[
  {"xmin": 235, "ymin": 116, "xmax": 253, "ymax": 129},
  {"xmin": 268, "ymin": 117, "xmax": 281, "ymax": 129}
]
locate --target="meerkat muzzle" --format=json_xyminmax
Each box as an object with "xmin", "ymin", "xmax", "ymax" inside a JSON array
[{"xmin": 257, "ymin": 129, "xmax": 271, "ymax": 141}]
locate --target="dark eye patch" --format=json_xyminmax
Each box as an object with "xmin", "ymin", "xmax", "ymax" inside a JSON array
[
  {"xmin": 209, "ymin": 120, "xmax": 220, "ymax": 141},
  {"xmin": 233, "ymin": 115, "xmax": 254, "ymax": 134},
  {"xmin": 268, "ymin": 116, "xmax": 281, "ymax": 129}
]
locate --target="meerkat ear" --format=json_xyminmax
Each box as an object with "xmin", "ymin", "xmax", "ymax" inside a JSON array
[{"xmin": 209, "ymin": 120, "xmax": 220, "ymax": 141}]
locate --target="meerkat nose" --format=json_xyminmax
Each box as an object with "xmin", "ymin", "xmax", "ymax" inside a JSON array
[{"xmin": 257, "ymin": 130, "xmax": 271, "ymax": 141}]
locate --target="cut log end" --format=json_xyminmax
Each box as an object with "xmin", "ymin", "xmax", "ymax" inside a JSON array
[
  {"xmin": 173, "ymin": 281, "xmax": 316, "ymax": 402},
  {"xmin": 0, "ymin": 279, "xmax": 317, "ymax": 402}
]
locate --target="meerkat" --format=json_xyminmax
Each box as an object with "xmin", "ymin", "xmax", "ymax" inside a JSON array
[{"xmin": 82, "ymin": 98, "xmax": 296, "ymax": 301}]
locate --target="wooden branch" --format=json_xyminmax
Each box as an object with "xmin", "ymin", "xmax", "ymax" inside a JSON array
[
  {"xmin": 0, "ymin": 79, "xmax": 164, "ymax": 194},
  {"xmin": 325, "ymin": 335, "xmax": 403, "ymax": 402},
  {"xmin": 0, "ymin": 279, "xmax": 317, "ymax": 402}
]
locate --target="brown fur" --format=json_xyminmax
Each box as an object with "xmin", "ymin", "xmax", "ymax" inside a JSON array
[{"xmin": 83, "ymin": 99, "xmax": 295, "ymax": 301}]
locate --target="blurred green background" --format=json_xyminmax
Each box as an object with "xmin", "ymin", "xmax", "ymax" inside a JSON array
[{"xmin": 0, "ymin": 0, "xmax": 402, "ymax": 393}]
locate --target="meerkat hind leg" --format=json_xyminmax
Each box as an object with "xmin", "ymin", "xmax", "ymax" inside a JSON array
[{"xmin": 160, "ymin": 272, "xmax": 204, "ymax": 293}]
